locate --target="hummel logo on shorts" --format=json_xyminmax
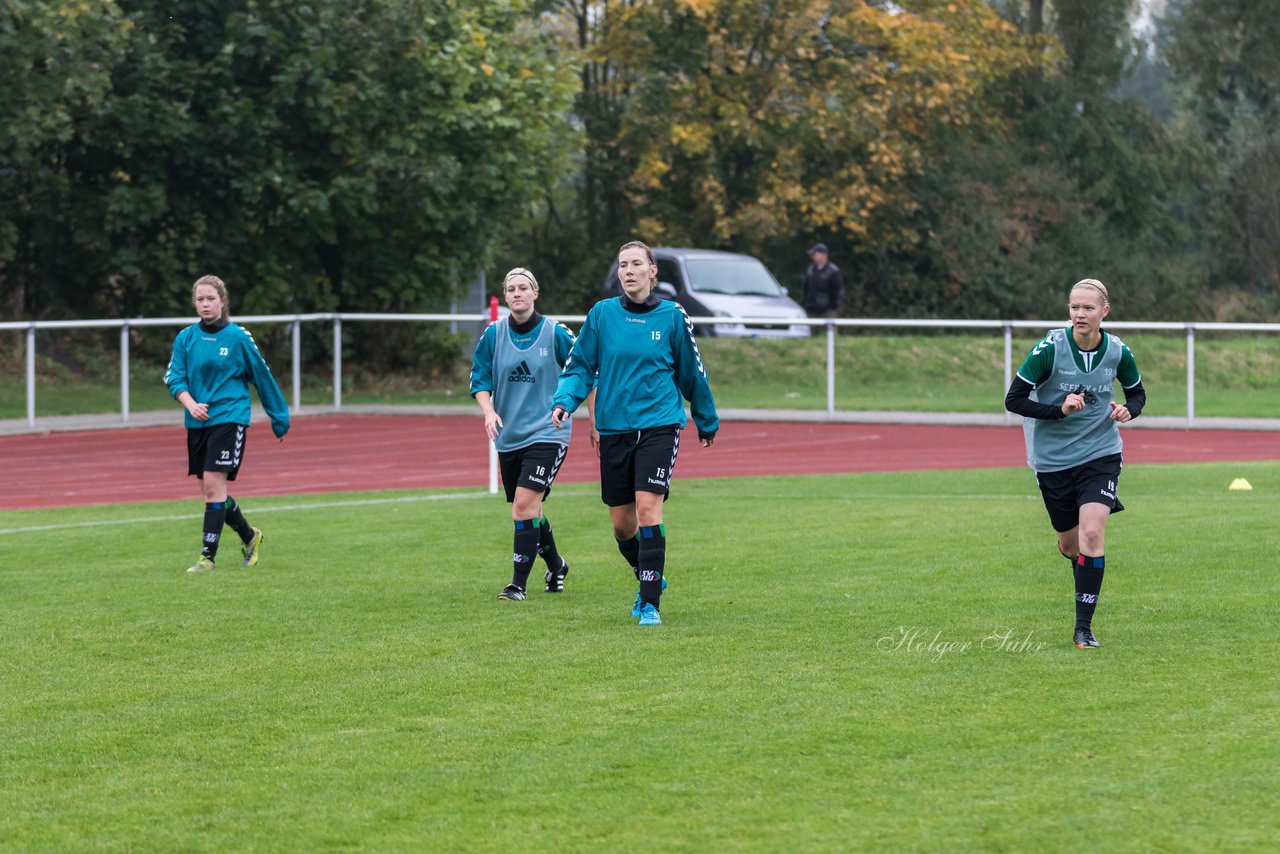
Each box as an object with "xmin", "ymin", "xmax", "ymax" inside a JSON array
[{"xmin": 507, "ymin": 361, "xmax": 535, "ymax": 383}]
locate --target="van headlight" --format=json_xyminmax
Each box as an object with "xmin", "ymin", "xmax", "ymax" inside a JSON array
[{"xmin": 710, "ymin": 310, "xmax": 740, "ymax": 336}]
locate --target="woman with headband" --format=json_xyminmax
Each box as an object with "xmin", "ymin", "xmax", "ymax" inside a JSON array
[{"xmin": 470, "ymin": 267, "xmax": 590, "ymax": 601}]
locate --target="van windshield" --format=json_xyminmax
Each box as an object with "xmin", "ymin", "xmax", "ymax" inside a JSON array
[{"xmin": 684, "ymin": 258, "xmax": 785, "ymax": 297}]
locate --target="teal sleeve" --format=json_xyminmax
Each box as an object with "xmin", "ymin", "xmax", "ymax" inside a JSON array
[
  {"xmin": 164, "ymin": 328, "xmax": 189, "ymax": 399},
  {"xmin": 1017, "ymin": 337, "xmax": 1056, "ymax": 384},
  {"xmin": 672, "ymin": 308, "xmax": 719, "ymax": 437},
  {"xmin": 1117, "ymin": 345, "xmax": 1141, "ymax": 388},
  {"xmin": 553, "ymin": 322, "xmax": 576, "ymax": 368},
  {"xmin": 243, "ymin": 330, "xmax": 290, "ymax": 438},
  {"xmin": 469, "ymin": 323, "xmax": 497, "ymax": 396},
  {"xmin": 553, "ymin": 309, "xmax": 599, "ymax": 414}
]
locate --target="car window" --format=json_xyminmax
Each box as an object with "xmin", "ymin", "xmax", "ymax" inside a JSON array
[
  {"xmin": 684, "ymin": 258, "xmax": 784, "ymax": 297},
  {"xmin": 656, "ymin": 259, "xmax": 681, "ymax": 290}
]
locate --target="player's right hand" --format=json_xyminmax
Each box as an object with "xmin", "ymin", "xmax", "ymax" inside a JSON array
[
  {"xmin": 484, "ymin": 412, "xmax": 502, "ymax": 441},
  {"xmin": 1061, "ymin": 392, "xmax": 1086, "ymax": 415},
  {"xmin": 187, "ymin": 401, "xmax": 210, "ymax": 421}
]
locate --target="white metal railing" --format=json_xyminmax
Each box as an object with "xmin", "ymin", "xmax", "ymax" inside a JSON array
[{"xmin": 4, "ymin": 314, "xmax": 1280, "ymax": 429}]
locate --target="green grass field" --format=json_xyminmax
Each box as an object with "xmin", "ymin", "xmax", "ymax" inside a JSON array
[
  {"xmin": 4, "ymin": 331, "xmax": 1279, "ymax": 420},
  {"xmin": 3, "ymin": 464, "xmax": 1278, "ymax": 850}
]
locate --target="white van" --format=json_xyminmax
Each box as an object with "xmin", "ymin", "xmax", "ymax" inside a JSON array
[{"xmin": 602, "ymin": 247, "xmax": 811, "ymax": 338}]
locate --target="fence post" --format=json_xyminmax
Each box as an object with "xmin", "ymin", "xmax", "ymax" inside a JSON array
[
  {"xmin": 826, "ymin": 320, "xmax": 836, "ymax": 417},
  {"xmin": 333, "ymin": 316, "xmax": 342, "ymax": 410},
  {"xmin": 1003, "ymin": 323, "xmax": 1013, "ymax": 425},
  {"xmin": 26, "ymin": 324, "xmax": 36, "ymax": 428},
  {"xmin": 489, "ymin": 440, "xmax": 498, "ymax": 494},
  {"xmin": 291, "ymin": 319, "xmax": 302, "ymax": 413},
  {"xmin": 120, "ymin": 323, "xmax": 130, "ymax": 424},
  {"xmin": 1186, "ymin": 324, "xmax": 1195, "ymax": 427}
]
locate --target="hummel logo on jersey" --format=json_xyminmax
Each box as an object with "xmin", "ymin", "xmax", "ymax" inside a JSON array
[{"xmin": 507, "ymin": 361, "xmax": 536, "ymax": 383}]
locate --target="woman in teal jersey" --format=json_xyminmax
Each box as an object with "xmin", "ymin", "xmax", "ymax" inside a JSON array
[
  {"xmin": 552, "ymin": 240, "xmax": 719, "ymax": 626},
  {"xmin": 165, "ymin": 275, "xmax": 290, "ymax": 573},
  {"xmin": 1005, "ymin": 278, "xmax": 1146, "ymax": 649},
  {"xmin": 470, "ymin": 267, "xmax": 589, "ymax": 601}
]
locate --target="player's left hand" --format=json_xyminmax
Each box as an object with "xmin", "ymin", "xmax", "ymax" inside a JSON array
[
  {"xmin": 1108, "ymin": 401, "xmax": 1131, "ymax": 423},
  {"xmin": 700, "ymin": 436, "xmax": 715, "ymax": 448}
]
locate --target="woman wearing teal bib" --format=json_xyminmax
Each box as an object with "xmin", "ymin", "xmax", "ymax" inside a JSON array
[
  {"xmin": 470, "ymin": 268, "xmax": 589, "ymax": 601},
  {"xmin": 1005, "ymin": 279, "xmax": 1146, "ymax": 649}
]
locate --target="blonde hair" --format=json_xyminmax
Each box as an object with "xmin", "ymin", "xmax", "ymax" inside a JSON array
[
  {"xmin": 1070, "ymin": 278, "xmax": 1109, "ymax": 306},
  {"xmin": 502, "ymin": 267, "xmax": 539, "ymax": 294},
  {"xmin": 192, "ymin": 275, "xmax": 230, "ymax": 317}
]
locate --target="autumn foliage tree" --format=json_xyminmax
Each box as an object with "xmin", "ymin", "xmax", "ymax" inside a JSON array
[{"xmin": 583, "ymin": 1, "xmax": 1043, "ymax": 262}]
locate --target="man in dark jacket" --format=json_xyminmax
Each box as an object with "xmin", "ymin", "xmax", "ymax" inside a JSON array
[{"xmin": 803, "ymin": 243, "xmax": 845, "ymax": 318}]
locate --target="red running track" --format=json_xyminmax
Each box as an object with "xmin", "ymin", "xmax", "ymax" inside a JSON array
[{"xmin": 2, "ymin": 415, "xmax": 1278, "ymax": 511}]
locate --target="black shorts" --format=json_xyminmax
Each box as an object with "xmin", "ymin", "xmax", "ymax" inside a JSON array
[
  {"xmin": 498, "ymin": 442, "xmax": 568, "ymax": 503},
  {"xmin": 598, "ymin": 426, "xmax": 681, "ymax": 507},
  {"xmin": 187, "ymin": 423, "xmax": 247, "ymax": 481},
  {"xmin": 1035, "ymin": 453, "xmax": 1125, "ymax": 533}
]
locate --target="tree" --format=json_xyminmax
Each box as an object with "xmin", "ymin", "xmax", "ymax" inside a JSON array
[
  {"xmin": 892, "ymin": 0, "xmax": 1213, "ymax": 320},
  {"xmin": 596, "ymin": 1, "xmax": 1042, "ymax": 253},
  {"xmin": 1165, "ymin": 0, "xmax": 1280, "ymax": 301},
  {"xmin": 1, "ymin": 0, "xmax": 580, "ymax": 323},
  {"xmin": 0, "ymin": 0, "xmax": 130, "ymax": 317}
]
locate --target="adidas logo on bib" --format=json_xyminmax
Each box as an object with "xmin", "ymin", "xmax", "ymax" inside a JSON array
[{"xmin": 507, "ymin": 361, "xmax": 535, "ymax": 383}]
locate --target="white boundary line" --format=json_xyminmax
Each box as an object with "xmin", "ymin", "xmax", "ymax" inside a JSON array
[
  {"xmin": 0, "ymin": 490, "xmax": 1049, "ymax": 536},
  {"xmin": 4, "ymin": 485, "xmax": 1267, "ymax": 537},
  {"xmin": 0, "ymin": 491, "xmax": 494, "ymax": 536}
]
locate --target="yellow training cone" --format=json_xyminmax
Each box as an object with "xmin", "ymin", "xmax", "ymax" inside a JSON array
[{"xmin": 1228, "ymin": 478, "xmax": 1253, "ymax": 491}]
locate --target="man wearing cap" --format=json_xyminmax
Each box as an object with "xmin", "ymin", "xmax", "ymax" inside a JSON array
[{"xmin": 802, "ymin": 243, "xmax": 845, "ymax": 318}]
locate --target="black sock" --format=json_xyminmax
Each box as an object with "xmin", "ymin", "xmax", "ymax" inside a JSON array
[
  {"xmin": 537, "ymin": 515, "xmax": 562, "ymax": 571},
  {"xmin": 638, "ymin": 524, "xmax": 666, "ymax": 608},
  {"xmin": 512, "ymin": 518, "xmax": 540, "ymax": 590},
  {"xmin": 202, "ymin": 501, "xmax": 227, "ymax": 559},
  {"xmin": 224, "ymin": 495, "xmax": 254, "ymax": 543},
  {"xmin": 1074, "ymin": 554, "xmax": 1105, "ymax": 629},
  {"xmin": 617, "ymin": 535, "xmax": 640, "ymax": 579}
]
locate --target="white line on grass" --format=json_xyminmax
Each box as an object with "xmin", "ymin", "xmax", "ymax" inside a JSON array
[
  {"xmin": 0, "ymin": 490, "xmax": 1042, "ymax": 536},
  {"xmin": 7, "ymin": 488, "xmax": 1264, "ymax": 537},
  {"xmin": 0, "ymin": 491, "xmax": 496, "ymax": 536}
]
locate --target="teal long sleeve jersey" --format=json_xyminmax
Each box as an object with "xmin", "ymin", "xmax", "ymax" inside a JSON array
[
  {"xmin": 553, "ymin": 295, "xmax": 718, "ymax": 439},
  {"xmin": 164, "ymin": 318, "xmax": 291, "ymax": 437}
]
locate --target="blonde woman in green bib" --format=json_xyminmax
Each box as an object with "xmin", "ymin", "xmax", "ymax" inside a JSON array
[{"xmin": 1005, "ymin": 279, "xmax": 1146, "ymax": 650}]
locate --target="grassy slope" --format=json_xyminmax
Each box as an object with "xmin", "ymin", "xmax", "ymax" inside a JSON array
[{"xmin": 3, "ymin": 332, "xmax": 1278, "ymax": 420}]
